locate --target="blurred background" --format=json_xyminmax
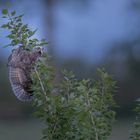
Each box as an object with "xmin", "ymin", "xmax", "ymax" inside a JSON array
[{"xmin": 0, "ymin": 0, "xmax": 140, "ymax": 139}]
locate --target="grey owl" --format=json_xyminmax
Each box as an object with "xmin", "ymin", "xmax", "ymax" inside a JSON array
[{"xmin": 8, "ymin": 46, "xmax": 43, "ymax": 101}]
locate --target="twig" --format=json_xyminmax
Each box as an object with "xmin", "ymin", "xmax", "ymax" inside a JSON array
[
  {"xmin": 34, "ymin": 67, "xmax": 48, "ymax": 101},
  {"xmin": 86, "ymin": 90, "xmax": 99, "ymax": 140}
]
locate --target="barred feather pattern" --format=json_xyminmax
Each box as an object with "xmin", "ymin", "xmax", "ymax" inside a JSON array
[
  {"xmin": 9, "ymin": 67, "xmax": 34, "ymax": 101},
  {"xmin": 8, "ymin": 46, "xmax": 43, "ymax": 102}
]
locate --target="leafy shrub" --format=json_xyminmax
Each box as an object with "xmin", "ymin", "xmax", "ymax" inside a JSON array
[
  {"xmin": 130, "ymin": 102, "xmax": 140, "ymax": 140},
  {"xmin": 32, "ymin": 66, "xmax": 117, "ymax": 140}
]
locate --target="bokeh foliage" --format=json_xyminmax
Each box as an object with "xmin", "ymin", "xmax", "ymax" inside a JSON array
[{"xmin": 130, "ymin": 102, "xmax": 140, "ymax": 140}]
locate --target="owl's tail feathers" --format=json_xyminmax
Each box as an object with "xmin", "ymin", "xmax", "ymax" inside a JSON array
[{"xmin": 11, "ymin": 84, "xmax": 34, "ymax": 102}]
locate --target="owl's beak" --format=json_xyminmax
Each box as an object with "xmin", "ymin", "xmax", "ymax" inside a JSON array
[
  {"xmin": 40, "ymin": 47, "xmax": 44, "ymax": 55},
  {"xmin": 37, "ymin": 47, "xmax": 44, "ymax": 55}
]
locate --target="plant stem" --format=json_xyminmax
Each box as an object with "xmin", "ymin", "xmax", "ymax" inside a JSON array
[
  {"xmin": 85, "ymin": 91, "xmax": 99, "ymax": 140},
  {"xmin": 34, "ymin": 67, "xmax": 48, "ymax": 101},
  {"xmin": 7, "ymin": 12, "xmax": 13, "ymax": 21},
  {"xmin": 51, "ymin": 117, "xmax": 58, "ymax": 139}
]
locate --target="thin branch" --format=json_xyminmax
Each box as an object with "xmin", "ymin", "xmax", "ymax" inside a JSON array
[
  {"xmin": 34, "ymin": 67, "xmax": 48, "ymax": 101},
  {"xmin": 51, "ymin": 117, "xmax": 58, "ymax": 139},
  {"xmin": 85, "ymin": 90, "xmax": 99, "ymax": 140}
]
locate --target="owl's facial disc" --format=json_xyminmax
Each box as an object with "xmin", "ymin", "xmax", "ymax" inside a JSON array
[{"xmin": 32, "ymin": 46, "xmax": 44, "ymax": 55}]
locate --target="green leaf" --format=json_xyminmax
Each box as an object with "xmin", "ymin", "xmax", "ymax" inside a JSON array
[
  {"xmin": 11, "ymin": 10, "xmax": 16, "ymax": 16},
  {"xmin": 7, "ymin": 34, "xmax": 15, "ymax": 39},
  {"xmin": 2, "ymin": 16, "xmax": 7, "ymax": 18},
  {"xmin": 1, "ymin": 24, "xmax": 8, "ymax": 28},
  {"xmin": 41, "ymin": 41, "xmax": 48, "ymax": 45},
  {"xmin": 2, "ymin": 9, "xmax": 8, "ymax": 15},
  {"xmin": 28, "ymin": 29, "xmax": 37, "ymax": 37},
  {"xmin": 11, "ymin": 40, "xmax": 20, "ymax": 46},
  {"xmin": 30, "ymin": 38, "xmax": 39, "ymax": 42}
]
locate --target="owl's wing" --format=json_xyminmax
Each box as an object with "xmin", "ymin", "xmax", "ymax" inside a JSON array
[
  {"xmin": 8, "ymin": 47, "xmax": 34, "ymax": 101},
  {"xmin": 16, "ymin": 68, "xmax": 32, "ymax": 87},
  {"xmin": 8, "ymin": 47, "xmax": 24, "ymax": 68},
  {"xmin": 8, "ymin": 48, "xmax": 33, "ymax": 73},
  {"xmin": 9, "ymin": 67, "xmax": 33, "ymax": 101}
]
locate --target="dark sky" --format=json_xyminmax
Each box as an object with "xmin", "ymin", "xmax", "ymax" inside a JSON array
[
  {"xmin": 1, "ymin": 0, "xmax": 140, "ymax": 64},
  {"xmin": 53, "ymin": 0, "xmax": 140, "ymax": 63}
]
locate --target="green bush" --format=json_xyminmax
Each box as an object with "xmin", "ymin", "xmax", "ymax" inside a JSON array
[
  {"xmin": 32, "ymin": 66, "xmax": 117, "ymax": 140},
  {"xmin": 130, "ymin": 102, "xmax": 140, "ymax": 140}
]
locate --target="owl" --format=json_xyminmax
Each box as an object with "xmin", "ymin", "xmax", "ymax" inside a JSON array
[{"xmin": 8, "ymin": 46, "xmax": 43, "ymax": 101}]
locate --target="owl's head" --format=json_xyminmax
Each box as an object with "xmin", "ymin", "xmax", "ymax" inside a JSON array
[{"xmin": 32, "ymin": 46, "xmax": 44, "ymax": 56}]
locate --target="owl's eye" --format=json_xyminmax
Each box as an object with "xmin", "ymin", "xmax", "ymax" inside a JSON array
[{"xmin": 38, "ymin": 50, "xmax": 42, "ymax": 54}]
